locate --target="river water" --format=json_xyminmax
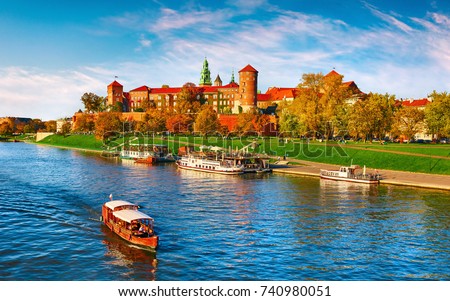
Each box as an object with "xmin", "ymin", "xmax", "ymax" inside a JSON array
[{"xmin": 0, "ymin": 142, "xmax": 448, "ymax": 280}]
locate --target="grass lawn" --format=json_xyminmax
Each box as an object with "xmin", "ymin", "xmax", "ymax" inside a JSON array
[
  {"xmin": 38, "ymin": 134, "xmax": 104, "ymax": 151},
  {"xmin": 35, "ymin": 134, "xmax": 450, "ymax": 175}
]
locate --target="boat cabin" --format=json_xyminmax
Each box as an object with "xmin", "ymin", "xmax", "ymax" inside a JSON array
[{"xmin": 102, "ymin": 200, "xmax": 155, "ymax": 238}]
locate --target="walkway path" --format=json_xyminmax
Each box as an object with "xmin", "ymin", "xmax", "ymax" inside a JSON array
[{"xmin": 271, "ymin": 158, "xmax": 450, "ymax": 191}]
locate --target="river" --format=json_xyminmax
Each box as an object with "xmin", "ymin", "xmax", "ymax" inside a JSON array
[{"xmin": 0, "ymin": 142, "xmax": 448, "ymax": 280}]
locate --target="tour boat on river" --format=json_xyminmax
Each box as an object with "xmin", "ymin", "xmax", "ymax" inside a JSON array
[
  {"xmin": 176, "ymin": 154, "xmax": 245, "ymax": 175},
  {"xmin": 320, "ymin": 165, "xmax": 381, "ymax": 184},
  {"xmin": 176, "ymin": 144, "xmax": 272, "ymax": 175},
  {"xmin": 101, "ymin": 197, "xmax": 158, "ymax": 249},
  {"xmin": 121, "ymin": 144, "xmax": 176, "ymax": 164}
]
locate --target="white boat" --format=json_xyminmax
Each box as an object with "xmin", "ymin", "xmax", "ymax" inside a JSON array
[
  {"xmin": 320, "ymin": 165, "xmax": 380, "ymax": 184},
  {"xmin": 121, "ymin": 144, "xmax": 176, "ymax": 163},
  {"xmin": 176, "ymin": 154, "xmax": 245, "ymax": 175}
]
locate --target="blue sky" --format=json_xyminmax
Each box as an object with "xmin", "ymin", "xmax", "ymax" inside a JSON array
[{"xmin": 1, "ymin": 0, "xmax": 449, "ymax": 120}]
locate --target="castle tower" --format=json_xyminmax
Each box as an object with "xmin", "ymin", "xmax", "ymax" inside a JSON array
[
  {"xmin": 199, "ymin": 58, "xmax": 212, "ymax": 86},
  {"xmin": 214, "ymin": 74, "xmax": 222, "ymax": 86},
  {"xmin": 237, "ymin": 64, "xmax": 258, "ymax": 112},
  {"xmin": 107, "ymin": 80, "xmax": 123, "ymax": 109}
]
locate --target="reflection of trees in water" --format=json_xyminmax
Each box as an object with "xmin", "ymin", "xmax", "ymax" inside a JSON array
[{"xmin": 101, "ymin": 226, "xmax": 157, "ymax": 280}]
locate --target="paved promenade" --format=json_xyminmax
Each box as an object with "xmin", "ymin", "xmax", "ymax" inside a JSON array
[{"xmin": 272, "ymin": 159, "xmax": 450, "ymax": 191}]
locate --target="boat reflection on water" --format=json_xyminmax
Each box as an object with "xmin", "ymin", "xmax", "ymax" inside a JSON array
[
  {"xmin": 320, "ymin": 178, "xmax": 379, "ymax": 199},
  {"xmin": 101, "ymin": 226, "xmax": 157, "ymax": 280}
]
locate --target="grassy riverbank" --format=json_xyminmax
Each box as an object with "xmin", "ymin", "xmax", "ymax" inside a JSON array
[
  {"xmin": 34, "ymin": 134, "xmax": 450, "ymax": 175},
  {"xmin": 37, "ymin": 134, "xmax": 104, "ymax": 151}
]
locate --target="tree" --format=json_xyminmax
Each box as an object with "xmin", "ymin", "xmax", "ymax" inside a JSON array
[
  {"xmin": 175, "ymin": 82, "xmax": 204, "ymax": 114},
  {"xmin": 320, "ymin": 71, "xmax": 352, "ymax": 139},
  {"xmin": 135, "ymin": 108, "xmax": 167, "ymax": 133},
  {"xmin": 0, "ymin": 118, "xmax": 14, "ymax": 135},
  {"xmin": 44, "ymin": 120, "xmax": 57, "ymax": 132},
  {"xmin": 425, "ymin": 91, "xmax": 450, "ymax": 138},
  {"xmin": 73, "ymin": 113, "xmax": 95, "ymax": 133},
  {"xmin": 278, "ymin": 109, "xmax": 302, "ymax": 137},
  {"xmin": 94, "ymin": 112, "xmax": 122, "ymax": 139},
  {"xmin": 348, "ymin": 93, "xmax": 396, "ymax": 141},
  {"xmin": 194, "ymin": 105, "xmax": 220, "ymax": 135},
  {"xmin": 166, "ymin": 114, "xmax": 192, "ymax": 134},
  {"xmin": 391, "ymin": 106, "xmax": 425, "ymax": 142},
  {"xmin": 60, "ymin": 121, "xmax": 72, "ymax": 136},
  {"xmin": 81, "ymin": 92, "xmax": 105, "ymax": 113}
]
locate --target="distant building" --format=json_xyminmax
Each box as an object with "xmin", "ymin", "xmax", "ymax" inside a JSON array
[{"xmin": 106, "ymin": 58, "xmax": 259, "ymax": 114}]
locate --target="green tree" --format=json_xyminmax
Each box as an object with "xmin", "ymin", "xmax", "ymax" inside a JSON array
[
  {"xmin": 81, "ymin": 92, "xmax": 105, "ymax": 113},
  {"xmin": 425, "ymin": 91, "xmax": 450, "ymax": 138},
  {"xmin": 391, "ymin": 106, "xmax": 425, "ymax": 142},
  {"xmin": 194, "ymin": 105, "xmax": 220, "ymax": 135},
  {"xmin": 348, "ymin": 93, "xmax": 396, "ymax": 141}
]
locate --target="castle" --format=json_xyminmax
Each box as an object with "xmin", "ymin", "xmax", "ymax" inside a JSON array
[{"xmin": 107, "ymin": 58, "xmax": 259, "ymax": 114}]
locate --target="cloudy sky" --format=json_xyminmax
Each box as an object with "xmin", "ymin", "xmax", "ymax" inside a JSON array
[{"xmin": 1, "ymin": 0, "xmax": 449, "ymax": 120}]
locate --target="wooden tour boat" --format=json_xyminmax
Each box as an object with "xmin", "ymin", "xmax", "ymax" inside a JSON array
[
  {"xmin": 320, "ymin": 164, "xmax": 381, "ymax": 184},
  {"xmin": 176, "ymin": 154, "xmax": 245, "ymax": 175},
  {"xmin": 121, "ymin": 144, "xmax": 176, "ymax": 164},
  {"xmin": 176, "ymin": 143, "xmax": 272, "ymax": 175},
  {"xmin": 101, "ymin": 196, "xmax": 158, "ymax": 249}
]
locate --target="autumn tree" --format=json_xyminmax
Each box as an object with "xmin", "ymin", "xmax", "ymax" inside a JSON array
[
  {"xmin": 135, "ymin": 108, "xmax": 168, "ymax": 133},
  {"xmin": 425, "ymin": 91, "xmax": 450, "ymax": 139},
  {"xmin": 175, "ymin": 82, "xmax": 204, "ymax": 115},
  {"xmin": 0, "ymin": 118, "xmax": 14, "ymax": 135},
  {"xmin": 391, "ymin": 106, "xmax": 425, "ymax": 142},
  {"xmin": 44, "ymin": 120, "xmax": 57, "ymax": 132},
  {"xmin": 94, "ymin": 112, "xmax": 122, "ymax": 139},
  {"xmin": 81, "ymin": 92, "xmax": 105, "ymax": 113},
  {"xmin": 348, "ymin": 93, "xmax": 396, "ymax": 141},
  {"xmin": 320, "ymin": 71, "xmax": 352, "ymax": 139},
  {"xmin": 166, "ymin": 114, "xmax": 192, "ymax": 134},
  {"xmin": 73, "ymin": 113, "xmax": 95, "ymax": 133},
  {"xmin": 193, "ymin": 105, "xmax": 220, "ymax": 135},
  {"xmin": 294, "ymin": 73, "xmax": 324, "ymax": 137}
]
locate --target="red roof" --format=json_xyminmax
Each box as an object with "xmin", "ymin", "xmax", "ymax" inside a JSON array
[
  {"xmin": 401, "ymin": 98, "xmax": 431, "ymax": 107},
  {"xmin": 324, "ymin": 70, "xmax": 341, "ymax": 78},
  {"xmin": 200, "ymin": 86, "xmax": 219, "ymax": 93},
  {"xmin": 150, "ymin": 87, "xmax": 182, "ymax": 94},
  {"xmin": 264, "ymin": 87, "xmax": 297, "ymax": 101},
  {"xmin": 108, "ymin": 80, "xmax": 123, "ymax": 87},
  {"xmin": 220, "ymin": 82, "xmax": 239, "ymax": 89},
  {"xmin": 239, "ymin": 64, "xmax": 258, "ymax": 73},
  {"xmin": 257, "ymin": 93, "xmax": 271, "ymax": 101},
  {"xmin": 130, "ymin": 85, "xmax": 149, "ymax": 92}
]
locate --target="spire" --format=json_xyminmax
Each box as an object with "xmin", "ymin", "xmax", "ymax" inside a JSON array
[
  {"xmin": 214, "ymin": 74, "xmax": 222, "ymax": 86},
  {"xmin": 230, "ymin": 69, "xmax": 235, "ymax": 83},
  {"xmin": 199, "ymin": 57, "xmax": 212, "ymax": 86}
]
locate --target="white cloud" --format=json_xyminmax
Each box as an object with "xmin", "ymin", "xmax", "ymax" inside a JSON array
[{"xmin": 0, "ymin": 67, "xmax": 107, "ymax": 120}]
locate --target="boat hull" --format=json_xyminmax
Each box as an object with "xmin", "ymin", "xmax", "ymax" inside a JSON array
[
  {"xmin": 103, "ymin": 218, "xmax": 158, "ymax": 249},
  {"xmin": 320, "ymin": 174, "xmax": 379, "ymax": 184},
  {"xmin": 176, "ymin": 161, "xmax": 244, "ymax": 175}
]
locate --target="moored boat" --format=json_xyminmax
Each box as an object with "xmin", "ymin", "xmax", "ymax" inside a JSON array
[
  {"xmin": 320, "ymin": 165, "xmax": 381, "ymax": 184},
  {"xmin": 101, "ymin": 197, "xmax": 158, "ymax": 249},
  {"xmin": 121, "ymin": 144, "xmax": 176, "ymax": 164},
  {"xmin": 176, "ymin": 154, "xmax": 245, "ymax": 175}
]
